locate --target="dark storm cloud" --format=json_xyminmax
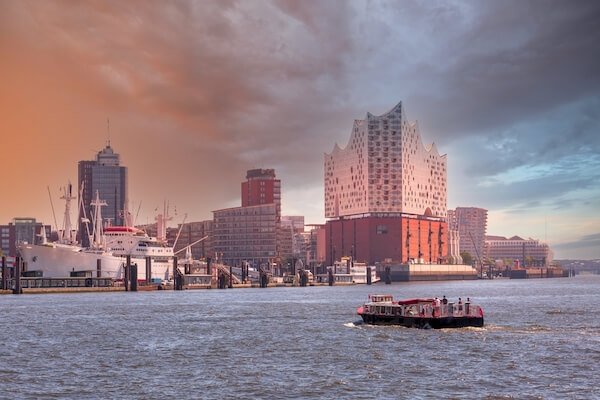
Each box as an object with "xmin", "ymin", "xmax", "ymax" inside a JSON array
[{"xmin": 407, "ymin": 0, "xmax": 600, "ymax": 138}]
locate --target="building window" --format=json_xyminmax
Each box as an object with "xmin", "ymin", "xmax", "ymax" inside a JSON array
[{"xmin": 376, "ymin": 225, "xmax": 388, "ymax": 234}]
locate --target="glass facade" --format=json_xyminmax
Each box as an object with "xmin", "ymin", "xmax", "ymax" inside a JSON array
[
  {"xmin": 78, "ymin": 145, "xmax": 127, "ymax": 247},
  {"xmin": 213, "ymin": 204, "xmax": 277, "ymax": 268}
]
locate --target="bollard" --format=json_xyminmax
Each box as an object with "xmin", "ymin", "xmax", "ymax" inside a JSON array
[
  {"xmin": 2, "ymin": 256, "xmax": 7, "ymax": 291},
  {"xmin": 175, "ymin": 270, "xmax": 184, "ymax": 291},
  {"xmin": 241, "ymin": 264, "xmax": 246, "ymax": 283},
  {"xmin": 328, "ymin": 269, "xmax": 334, "ymax": 286},
  {"xmin": 145, "ymin": 256, "xmax": 152, "ymax": 284},
  {"xmin": 259, "ymin": 270, "xmax": 268, "ymax": 288},
  {"xmin": 366, "ymin": 266, "xmax": 372, "ymax": 285},
  {"xmin": 218, "ymin": 272, "xmax": 226, "ymax": 289},
  {"xmin": 97, "ymin": 259, "xmax": 102, "ymax": 278},
  {"xmin": 385, "ymin": 266, "xmax": 391, "ymax": 284},
  {"xmin": 173, "ymin": 256, "xmax": 184, "ymax": 290},
  {"xmin": 229, "ymin": 265, "xmax": 233, "ymax": 288},
  {"xmin": 206, "ymin": 257, "xmax": 211, "ymax": 275},
  {"xmin": 125, "ymin": 255, "xmax": 131, "ymax": 291},
  {"xmin": 14, "ymin": 256, "xmax": 22, "ymax": 294},
  {"xmin": 300, "ymin": 270, "xmax": 308, "ymax": 287},
  {"xmin": 130, "ymin": 263, "xmax": 138, "ymax": 292}
]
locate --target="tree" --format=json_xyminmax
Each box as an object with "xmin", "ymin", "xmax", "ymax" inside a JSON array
[
  {"xmin": 525, "ymin": 256, "xmax": 534, "ymax": 267},
  {"xmin": 461, "ymin": 251, "xmax": 473, "ymax": 266}
]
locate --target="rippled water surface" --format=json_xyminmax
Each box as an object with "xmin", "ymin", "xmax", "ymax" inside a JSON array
[{"xmin": 2, "ymin": 275, "xmax": 600, "ymax": 399}]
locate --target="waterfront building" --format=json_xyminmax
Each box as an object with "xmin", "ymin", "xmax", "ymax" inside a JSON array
[
  {"xmin": 212, "ymin": 169, "xmax": 282, "ymax": 268},
  {"xmin": 279, "ymin": 216, "xmax": 305, "ymax": 261},
  {"xmin": 167, "ymin": 220, "xmax": 214, "ymax": 260},
  {"xmin": 447, "ymin": 207, "xmax": 488, "ymax": 261},
  {"xmin": 324, "ymin": 101, "xmax": 448, "ymax": 264},
  {"xmin": 78, "ymin": 142, "xmax": 127, "ymax": 247},
  {"xmin": 0, "ymin": 225, "xmax": 9, "ymax": 256},
  {"xmin": 301, "ymin": 224, "xmax": 326, "ymax": 270},
  {"xmin": 1, "ymin": 218, "xmax": 51, "ymax": 257},
  {"xmin": 213, "ymin": 204, "xmax": 278, "ymax": 268},
  {"xmin": 242, "ymin": 168, "xmax": 281, "ymax": 221},
  {"xmin": 484, "ymin": 235, "xmax": 553, "ymax": 267}
]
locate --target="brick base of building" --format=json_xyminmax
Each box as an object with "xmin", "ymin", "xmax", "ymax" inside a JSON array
[{"xmin": 325, "ymin": 215, "xmax": 448, "ymax": 265}]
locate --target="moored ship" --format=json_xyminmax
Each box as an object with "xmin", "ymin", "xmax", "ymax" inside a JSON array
[
  {"xmin": 357, "ymin": 294, "xmax": 484, "ymax": 329},
  {"xmin": 17, "ymin": 184, "xmax": 175, "ymax": 281}
]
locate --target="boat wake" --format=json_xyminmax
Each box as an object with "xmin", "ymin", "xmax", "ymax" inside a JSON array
[{"xmin": 344, "ymin": 321, "xmax": 364, "ymax": 328}]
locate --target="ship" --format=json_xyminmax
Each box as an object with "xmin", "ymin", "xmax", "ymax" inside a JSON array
[
  {"xmin": 18, "ymin": 183, "xmax": 175, "ymax": 281},
  {"xmin": 357, "ymin": 294, "xmax": 484, "ymax": 329}
]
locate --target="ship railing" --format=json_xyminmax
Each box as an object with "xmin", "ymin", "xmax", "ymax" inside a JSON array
[
  {"xmin": 15, "ymin": 277, "xmax": 115, "ymax": 289},
  {"xmin": 365, "ymin": 303, "xmax": 482, "ymax": 318},
  {"xmin": 438, "ymin": 304, "xmax": 482, "ymax": 318}
]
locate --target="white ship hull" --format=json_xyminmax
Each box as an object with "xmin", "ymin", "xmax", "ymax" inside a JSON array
[{"xmin": 18, "ymin": 243, "xmax": 172, "ymax": 280}]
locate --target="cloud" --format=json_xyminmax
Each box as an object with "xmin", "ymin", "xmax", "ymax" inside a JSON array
[{"xmin": 554, "ymin": 233, "xmax": 600, "ymax": 251}]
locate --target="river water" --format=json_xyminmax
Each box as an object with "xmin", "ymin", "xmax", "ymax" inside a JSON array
[{"xmin": 1, "ymin": 275, "xmax": 599, "ymax": 399}]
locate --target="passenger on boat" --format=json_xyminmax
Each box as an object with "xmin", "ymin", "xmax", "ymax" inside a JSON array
[
  {"xmin": 465, "ymin": 297, "xmax": 471, "ymax": 315},
  {"xmin": 458, "ymin": 298, "xmax": 463, "ymax": 315},
  {"xmin": 433, "ymin": 297, "xmax": 441, "ymax": 317}
]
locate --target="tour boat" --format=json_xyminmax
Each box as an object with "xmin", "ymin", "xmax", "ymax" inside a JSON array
[{"xmin": 357, "ymin": 294, "xmax": 484, "ymax": 329}]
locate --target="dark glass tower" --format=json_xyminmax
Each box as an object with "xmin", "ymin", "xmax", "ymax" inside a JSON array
[{"xmin": 78, "ymin": 143, "xmax": 128, "ymax": 247}]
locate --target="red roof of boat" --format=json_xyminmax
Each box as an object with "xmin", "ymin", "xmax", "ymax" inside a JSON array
[{"xmin": 395, "ymin": 298, "xmax": 436, "ymax": 305}]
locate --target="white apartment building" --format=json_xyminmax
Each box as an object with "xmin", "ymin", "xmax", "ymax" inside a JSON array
[{"xmin": 447, "ymin": 207, "xmax": 488, "ymax": 260}]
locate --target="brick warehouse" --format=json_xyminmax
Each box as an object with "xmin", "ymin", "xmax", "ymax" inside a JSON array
[{"xmin": 325, "ymin": 215, "xmax": 447, "ymax": 265}]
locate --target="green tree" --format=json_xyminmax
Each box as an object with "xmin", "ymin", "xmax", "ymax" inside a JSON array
[{"xmin": 461, "ymin": 251, "xmax": 473, "ymax": 266}]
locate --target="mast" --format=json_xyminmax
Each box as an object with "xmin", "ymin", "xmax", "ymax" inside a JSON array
[
  {"xmin": 60, "ymin": 182, "xmax": 77, "ymax": 243},
  {"xmin": 155, "ymin": 199, "xmax": 173, "ymax": 242},
  {"xmin": 90, "ymin": 190, "xmax": 108, "ymax": 248},
  {"xmin": 78, "ymin": 182, "xmax": 93, "ymax": 247},
  {"xmin": 47, "ymin": 186, "xmax": 58, "ymax": 234}
]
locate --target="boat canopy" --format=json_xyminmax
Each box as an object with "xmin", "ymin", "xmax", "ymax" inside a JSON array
[{"xmin": 395, "ymin": 298, "xmax": 436, "ymax": 305}]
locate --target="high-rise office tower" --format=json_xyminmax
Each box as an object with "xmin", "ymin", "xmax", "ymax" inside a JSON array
[{"xmin": 78, "ymin": 143, "xmax": 127, "ymax": 247}]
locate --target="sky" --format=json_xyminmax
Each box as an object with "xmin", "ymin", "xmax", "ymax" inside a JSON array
[{"xmin": 1, "ymin": 0, "xmax": 599, "ymax": 259}]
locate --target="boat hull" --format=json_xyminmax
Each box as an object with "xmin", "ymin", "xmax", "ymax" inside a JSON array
[
  {"xmin": 359, "ymin": 313, "xmax": 484, "ymax": 329},
  {"xmin": 18, "ymin": 243, "xmax": 172, "ymax": 280}
]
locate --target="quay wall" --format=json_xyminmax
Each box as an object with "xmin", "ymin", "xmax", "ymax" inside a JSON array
[{"xmin": 381, "ymin": 264, "xmax": 478, "ymax": 282}]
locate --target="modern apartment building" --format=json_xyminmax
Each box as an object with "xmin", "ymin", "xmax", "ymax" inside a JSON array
[
  {"xmin": 279, "ymin": 215, "xmax": 305, "ymax": 260},
  {"xmin": 1, "ymin": 218, "xmax": 51, "ymax": 257},
  {"xmin": 213, "ymin": 204, "xmax": 278, "ymax": 267},
  {"xmin": 212, "ymin": 169, "xmax": 282, "ymax": 268},
  {"xmin": 324, "ymin": 102, "xmax": 448, "ymax": 264},
  {"xmin": 78, "ymin": 143, "xmax": 127, "ymax": 247},
  {"xmin": 447, "ymin": 207, "xmax": 488, "ymax": 261},
  {"xmin": 167, "ymin": 220, "xmax": 214, "ymax": 261}
]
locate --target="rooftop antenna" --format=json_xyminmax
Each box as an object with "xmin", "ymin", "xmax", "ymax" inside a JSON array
[{"xmin": 106, "ymin": 117, "xmax": 111, "ymax": 147}]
